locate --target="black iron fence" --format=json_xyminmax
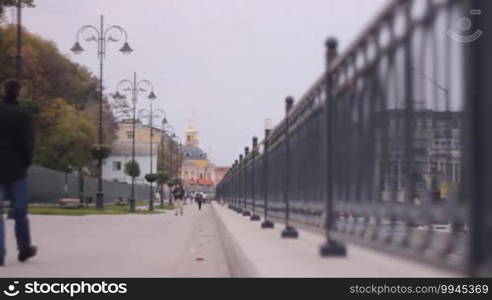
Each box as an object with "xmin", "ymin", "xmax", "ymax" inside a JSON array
[{"xmin": 216, "ymin": 0, "xmax": 492, "ymax": 276}]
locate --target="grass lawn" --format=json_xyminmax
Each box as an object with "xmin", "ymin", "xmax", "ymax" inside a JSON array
[{"xmin": 27, "ymin": 204, "xmax": 174, "ymax": 216}]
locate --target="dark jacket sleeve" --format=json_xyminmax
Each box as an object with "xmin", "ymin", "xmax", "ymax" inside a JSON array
[{"xmin": 16, "ymin": 112, "xmax": 34, "ymax": 167}]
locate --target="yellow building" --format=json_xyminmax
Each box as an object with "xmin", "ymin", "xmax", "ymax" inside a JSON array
[{"xmin": 180, "ymin": 118, "xmax": 215, "ymax": 191}]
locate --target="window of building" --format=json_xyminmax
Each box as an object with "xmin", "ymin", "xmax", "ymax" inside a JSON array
[
  {"xmin": 113, "ymin": 161, "xmax": 122, "ymax": 171},
  {"xmin": 127, "ymin": 131, "xmax": 134, "ymax": 139}
]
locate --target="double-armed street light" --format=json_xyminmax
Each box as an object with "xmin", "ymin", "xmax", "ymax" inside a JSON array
[
  {"xmin": 113, "ymin": 72, "xmax": 157, "ymax": 212},
  {"xmin": 139, "ymin": 105, "xmax": 165, "ymax": 212},
  {"xmin": 71, "ymin": 15, "xmax": 133, "ymax": 209}
]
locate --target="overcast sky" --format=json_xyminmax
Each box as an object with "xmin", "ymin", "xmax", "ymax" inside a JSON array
[{"xmin": 16, "ymin": 0, "xmax": 389, "ymax": 166}]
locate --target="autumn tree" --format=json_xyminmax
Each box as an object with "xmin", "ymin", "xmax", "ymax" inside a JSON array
[
  {"xmin": 0, "ymin": 22, "xmax": 118, "ymax": 173},
  {"xmin": 34, "ymin": 98, "xmax": 97, "ymax": 172}
]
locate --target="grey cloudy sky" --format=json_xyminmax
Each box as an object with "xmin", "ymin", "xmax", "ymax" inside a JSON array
[{"xmin": 19, "ymin": 0, "xmax": 389, "ymax": 166}]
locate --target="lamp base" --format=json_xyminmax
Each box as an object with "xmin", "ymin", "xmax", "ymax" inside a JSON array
[
  {"xmin": 242, "ymin": 211, "xmax": 251, "ymax": 216},
  {"xmin": 129, "ymin": 198, "xmax": 136, "ymax": 213},
  {"xmin": 96, "ymin": 191, "xmax": 104, "ymax": 210}
]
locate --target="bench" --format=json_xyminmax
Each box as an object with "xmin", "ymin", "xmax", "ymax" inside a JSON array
[{"xmin": 59, "ymin": 198, "xmax": 83, "ymax": 208}]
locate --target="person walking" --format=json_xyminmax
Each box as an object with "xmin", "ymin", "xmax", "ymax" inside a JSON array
[
  {"xmin": 0, "ymin": 79, "xmax": 37, "ymax": 266},
  {"xmin": 172, "ymin": 184, "xmax": 185, "ymax": 216},
  {"xmin": 195, "ymin": 192, "xmax": 204, "ymax": 210}
]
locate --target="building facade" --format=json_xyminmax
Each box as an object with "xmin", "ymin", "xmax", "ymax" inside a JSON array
[
  {"xmin": 102, "ymin": 119, "xmax": 180, "ymax": 185},
  {"xmin": 180, "ymin": 119, "xmax": 216, "ymax": 192}
]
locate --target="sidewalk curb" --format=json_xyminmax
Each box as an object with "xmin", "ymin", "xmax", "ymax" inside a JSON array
[{"xmin": 211, "ymin": 202, "xmax": 259, "ymax": 277}]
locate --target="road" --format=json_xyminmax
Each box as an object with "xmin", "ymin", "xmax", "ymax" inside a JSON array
[{"xmin": 0, "ymin": 203, "xmax": 231, "ymax": 277}]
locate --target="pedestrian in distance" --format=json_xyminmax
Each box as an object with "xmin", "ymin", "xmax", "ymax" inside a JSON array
[
  {"xmin": 0, "ymin": 79, "xmax": 38, "ymax": 267},
  {"xmin": 195, "ymin": 192, "xmax": 204, "ymax": 210},
  {"xmin": 172, "ymin": 184, "xmax": 185, "ymax": 216}
]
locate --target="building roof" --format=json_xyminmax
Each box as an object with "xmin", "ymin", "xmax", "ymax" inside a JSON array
[{"xmin": 181, "ymin": 144, "xmax": 207, "ymax": 160}]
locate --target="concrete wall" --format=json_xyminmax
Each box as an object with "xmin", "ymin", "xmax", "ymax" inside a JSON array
[{"xmin": 26, "ymin": 165, "xmax": 154, "ymax": 204}]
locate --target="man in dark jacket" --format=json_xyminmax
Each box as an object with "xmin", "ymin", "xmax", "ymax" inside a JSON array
[
  {"xmin": 195, "ymin": 192, "xmax": 204, "ymax": 210},
  {"xmin": 172, "ymin": 184, "xmax": 185, "ymax": 216},
  {"xmin": 0, "ymin": 79, "xmax": 37, "ymax": 267}
]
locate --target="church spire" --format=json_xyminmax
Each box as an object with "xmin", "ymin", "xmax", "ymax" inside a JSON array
[
  {"xmin": 185, "ymin": 112, "xmax": 198, "ymax": 146},
  {"xmin": 188, "ymin": 111, "xmax": 197, "ymax": 131}
]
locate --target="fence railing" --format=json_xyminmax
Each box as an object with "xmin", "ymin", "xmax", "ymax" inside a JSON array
[{"xmin": 216, "ymin": 0, "xmax": 492, "ymax": 276}]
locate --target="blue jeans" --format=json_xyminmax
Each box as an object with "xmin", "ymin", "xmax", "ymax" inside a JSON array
[{"xmin": 0, "ymin": 177, "xmax": 32, "ymax": 258}]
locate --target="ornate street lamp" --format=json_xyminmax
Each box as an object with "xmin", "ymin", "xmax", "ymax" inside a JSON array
[
  {"xmin": 139, "ymin": 106, "xmax": 165, "ymax": 212},
  {"xmin": 113, "ymin": 72, "xmax": 156, "ymax": 212},
  {"xmin": 71, "ymin": 15, "xmax": 133, "ymax": 210}
]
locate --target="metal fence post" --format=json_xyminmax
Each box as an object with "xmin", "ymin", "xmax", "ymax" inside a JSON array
[
  {"xmin": 320, "ymin": 37, "xmax": 346, "ymax": 256},
  {"xmin": 251, "ymin": 137, "xmax": 261, "ymax": 221},
  {"xmin": 262, "ymin": 119, "xmax": 275, "ymax": 228},
  {"xmin": 243, "ymin": 147, "xmax": 251, "ymax": 216},
  {"xmin": 466, "ymin": 0, "xmax": 492, "ymax": 277},
  {"xmin": 237, "ymin": 155, "xmax": 244, "ymax": 213},
  {"xmin": 232, "ymin": 160, "xmax": 238, "ymax": 211},
  {"xmin": 281, "ymin": 96, "xmax": 299, "ymax": 238}
]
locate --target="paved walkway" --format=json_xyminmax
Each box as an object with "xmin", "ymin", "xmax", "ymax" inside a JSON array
[{"xmin": 0, "ymin": 203, "xmax": 230, "ymax": 277}]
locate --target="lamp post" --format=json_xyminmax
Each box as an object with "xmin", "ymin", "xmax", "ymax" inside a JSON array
[
  {"xmin": 71, "ymin": 15, "xmax": 133, "ymax": 210},
  {"xmin": 113, "ymin": 72, "xmax": 155, "ymax": 212},
  {"xmin": 139, "ymin": 106, "xmax": 165, "ymax": 212}
]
